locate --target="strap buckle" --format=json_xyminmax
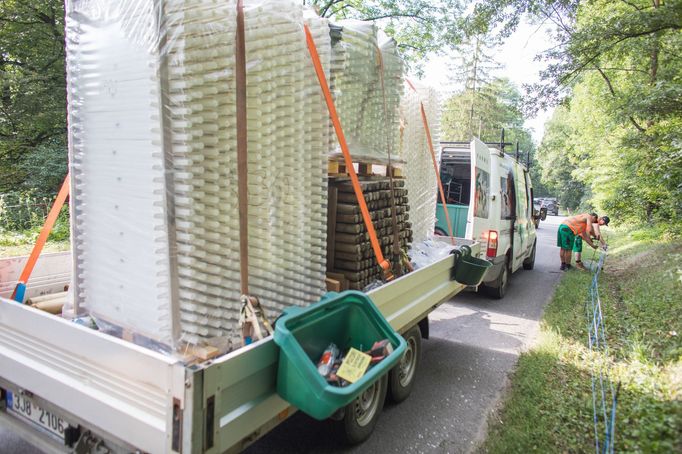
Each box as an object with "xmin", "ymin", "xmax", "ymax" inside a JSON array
[{"xmin": 239, "ymin": 295, "xmax": 272, "ymax": 346}]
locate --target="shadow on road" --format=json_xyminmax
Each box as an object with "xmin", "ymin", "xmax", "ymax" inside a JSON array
[{"xmin": 245, "ymin": 338, "xmax": 519, "ymax": 454}]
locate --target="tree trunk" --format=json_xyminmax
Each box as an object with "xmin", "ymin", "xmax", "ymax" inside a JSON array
[{"xmin": 647, "ymin": 0, "xmax": 661, "ymax": 128}]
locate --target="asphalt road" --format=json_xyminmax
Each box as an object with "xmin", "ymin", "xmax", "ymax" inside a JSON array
[
  {"xmin": 245, "ymin": 216, "xmax": 565, "ymax": 454},
  {"xmin": 1, "ymin": 217, "xmax": 565, "ymax": 454}
]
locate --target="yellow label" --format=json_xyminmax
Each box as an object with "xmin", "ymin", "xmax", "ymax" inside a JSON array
[{"xmin": 336, "ymin": 348, "xmax": 372, "ymax": 383}]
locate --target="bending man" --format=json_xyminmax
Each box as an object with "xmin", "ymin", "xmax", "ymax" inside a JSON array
[
  {"xmin": 557, "ymin": 213, "xmax": 609, "ymax": 271},
  {"xmin": 574, "ymin": 215, "xmax": 609, "ymax": 270}
]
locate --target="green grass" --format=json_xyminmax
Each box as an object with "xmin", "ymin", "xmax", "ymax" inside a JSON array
[
  {"xmin": 480, "ymin": 225, "xmax": 682, "ymax": 453},
  {"xmin": 0, "ymin": 225, "xmax": 71, "ymax": 257},
  {"xmin": 0, "ymin": 207, "xmax": 71, "ymax": 257},
  {"xmin": 0, "ymin": 238, "xmax": 70, "ymax": 257}
]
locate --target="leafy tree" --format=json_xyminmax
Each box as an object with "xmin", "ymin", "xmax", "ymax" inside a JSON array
[
  {"xmin": 441, "ymin": 76, "xmax": 548, "ymax": 194},
  {"xmin": 306, "ymin": 0, "xmax": 466, "ymax": 64},
  {"xmin": 446, "ymin": 33, "xmax": 501, "ymax": 138},
  {"xmin": 468, "ymin": 0, "xmax": 682, "ymax": 227},
  {"xmin": 442, "ymin": 77, "xmax": 529, "ymax": 144},
  {"xmin": 535, "ymin": 106, "xmax": 586, "ymax": 210},
  {"xmin": 0, "ymin": 0, "xmax": 67, "ymax": 195}
]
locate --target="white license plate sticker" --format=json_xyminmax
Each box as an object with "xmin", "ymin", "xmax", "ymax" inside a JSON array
[{"xmin": 6, "ymin": 391, "xmax": 71, "ymax": 440}]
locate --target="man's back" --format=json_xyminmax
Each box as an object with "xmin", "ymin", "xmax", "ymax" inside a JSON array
[{"xmin": 564, "ymin": 213, "xmax": 591, "ymax": 236}]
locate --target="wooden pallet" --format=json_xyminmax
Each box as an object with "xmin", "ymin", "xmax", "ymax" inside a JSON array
[{"xmin": 328, "ymin": 157, "xmax": 403, "ymax": 178}]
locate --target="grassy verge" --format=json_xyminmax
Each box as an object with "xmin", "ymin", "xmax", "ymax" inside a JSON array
[
  {"xmin": 0, "ymin": 239, "xmax": 71, "ymax": 257},
  {"xmin": 0, "ymin": 207, "xmax": 71, "ymax": 257},
  {"xmin": 480, "ymin": 225, "xmax": 682, "ymax": 453},
  {"xmin": 0, "ymin": 230, "xmax": 70, "ymax": 257}
]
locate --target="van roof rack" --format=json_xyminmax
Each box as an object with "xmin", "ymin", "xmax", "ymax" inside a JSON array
[{"xmin": 440, "ymin": 129, "xmax": 531, "ymax": 168}]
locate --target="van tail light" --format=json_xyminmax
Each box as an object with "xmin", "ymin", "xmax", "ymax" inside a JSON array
[{"xmin": 486, "ymin": 230, "xmax": 498, "ymax": 257}]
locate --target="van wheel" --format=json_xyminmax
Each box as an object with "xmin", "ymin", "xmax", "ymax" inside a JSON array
[
  {"xmin": 389, "ymin": 325, "xmax": 421, "ymax": 403},
  {"xmin": 341, "ymin": 374, "xmax": 388, "ymax": 445},
  {"xmin": 434, "ymin": 227, "xmax": 447, "ymax": 236},
  {"xmin": 484, "ymin": 256, "xmax": 509, "ymax": 299},
  {"xmin": 523, "ymin": 241, "xmax": 536, "ymax": 270}
]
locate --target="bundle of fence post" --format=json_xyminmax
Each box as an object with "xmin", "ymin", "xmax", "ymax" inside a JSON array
[{"xmin": 586, "ymin": 249, "xmax": 619, "ymax": 454}]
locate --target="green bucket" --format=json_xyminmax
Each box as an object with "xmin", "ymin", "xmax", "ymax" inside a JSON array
[
  {"xmin": 451, "ymin": 245, "xmax": 492, "ymax": 286},
  {"xmin": 273, "ymin": 291, "xmax": 407, "ymax": 420}
]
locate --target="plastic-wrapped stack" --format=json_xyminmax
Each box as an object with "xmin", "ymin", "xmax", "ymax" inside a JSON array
[
  {"xmin": 401, "ymin": 83, "xmax": 442, "ymax": 245},
  {"xmin": 328, "ymin": 21, "xmax": 403, "ymax": 161},
  {"xmin": 66, "ymin": 0, "xmax": 176, "ymax": 346},
  {"xmin": 378, "ymin": 34, "xmax": 404, "ymax": 160},
  {"xmin": 66, "ymin": 0, "xmax": 329, "ymax": 350}
]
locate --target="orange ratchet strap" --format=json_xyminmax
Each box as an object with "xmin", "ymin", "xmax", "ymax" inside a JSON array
[
  {"xmin": 406, "ymin": 80, "xmax": 456, "ymax": 245},
  {"xmin": 11, "ymin": 173, "xmax": 70, "ymax": 302},
  {"xmin": 305, "ymin": 25, "xmax": 392, "ymax": 279},
  {"xmin": 235, "ymin": 0, "xmax": 250, "ymax": 295}
]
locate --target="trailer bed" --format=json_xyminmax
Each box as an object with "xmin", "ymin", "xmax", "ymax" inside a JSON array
[{"xmin": 0, "ymin": 239, "xmax": 476, "ymax": 453}]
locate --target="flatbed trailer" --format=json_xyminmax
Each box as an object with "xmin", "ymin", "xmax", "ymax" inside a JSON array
[{"xmin": 0, "ymin": 238, "xmax": 478, "ymax": 453}]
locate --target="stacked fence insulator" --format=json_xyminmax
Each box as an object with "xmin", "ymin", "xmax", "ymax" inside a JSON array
[
  {"xmin": 328, "ymin": 22, "xmax": 403, "ymax": 162},
  {"xmin": 378, "ymin": 34, "xmax": 404, "ymax": 160},
  {"xmin": 66, "ymin": 0, "xmax": 176, "ymax": 346},
  {"xmin": 66, "ymin": 0, "xmax": 330, "ymax": 350},
  {"xmin": 400, "ymin": 83, "xmax": 441, "ymax": 245},
  {"xmin": 328, "ymin": 177, "xmax": 412, "ymax": 290}
]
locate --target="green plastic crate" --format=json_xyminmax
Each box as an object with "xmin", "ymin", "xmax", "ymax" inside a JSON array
[
  {"xmin": 451, "ymin": 245, "xmax": 492, "ymax": 286},
  {"xmin": 273, "ymin": 291, "xmax": 407, "ymax": 420}
]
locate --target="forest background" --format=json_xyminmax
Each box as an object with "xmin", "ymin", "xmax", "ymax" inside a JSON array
[{"xmin": 0, "ymin": 0, "xmax": 680, "ymax": 243}]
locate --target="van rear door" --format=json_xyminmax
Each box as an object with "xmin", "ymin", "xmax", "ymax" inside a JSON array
[
  {"xmin": 467, "ymin": 139, "xmax": 492, "ymax": 247},
  {"xmin": 511, "ymin": 162, "xmax": 532, "ymax": 270}
]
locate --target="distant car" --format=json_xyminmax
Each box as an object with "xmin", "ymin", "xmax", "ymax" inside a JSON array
[{"xmin": 542, "ymin": 198, "xmax": 559, "ymax": 216}]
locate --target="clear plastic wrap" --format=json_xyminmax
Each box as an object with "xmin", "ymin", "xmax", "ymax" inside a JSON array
[
  {"xmin": 410, "ymin": 239, "xmax": 453, "ymax": 270},
  {"xmin": 66, "ymin": 0, "xmax": 330, "ymax": 351},
  {"xmin": 378, "ymin": 32, "xmax": 404, "ymax": 161},
  {"xmin": 401, "ymin": 82, "xmax": 442, "ymax": 246},
  {"xmin": 328, "ymin": 21, "xmax": 404, "ymax": 162}
]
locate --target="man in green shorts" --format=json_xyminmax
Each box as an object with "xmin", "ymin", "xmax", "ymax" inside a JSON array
[
  {"xmin": 573, "ymin": 215, "xmax": 609, "ymax": 270},
  {"xmin": 557, "ymin": 213, "xmax": 610, "ymax": 271}
]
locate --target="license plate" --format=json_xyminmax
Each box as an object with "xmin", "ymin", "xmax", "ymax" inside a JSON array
[{"xmin": 6, "ymin": 391, "xmax": 71, "ymax": 440}]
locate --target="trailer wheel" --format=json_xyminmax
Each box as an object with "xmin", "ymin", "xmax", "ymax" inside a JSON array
[
  {"xmin": 388, "ymin": 325, "xmax": 421, "ymax": 403},
  {"xmin": 341, "ymin": 373, "xmax": 388, "ymax": 445}
]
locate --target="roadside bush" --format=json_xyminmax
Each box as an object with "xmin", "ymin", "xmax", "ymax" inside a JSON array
[{"xmin": 0, "ymin": 191, "xmax": 53, "ymax": 232}]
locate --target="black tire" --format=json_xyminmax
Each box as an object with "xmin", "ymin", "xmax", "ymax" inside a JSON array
[
  {"xmin": 483, "ymin": 255, "xmax": 510, "ymax": 299},
  {"xmin": 434, "ymin": 227, "xmax": 447, "ymax": 236},
  {"xmin": 388, "ymin": 325, "xmax": 421, "ymax": 403},
  {"xmin": 523, "ymin": 241, "xmax": 536, "ymax": 270},
  {"xmin": 341, "ymin": 373, "xmax": 388, "ymax": 445}
]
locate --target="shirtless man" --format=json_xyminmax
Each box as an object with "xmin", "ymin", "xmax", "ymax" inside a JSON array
[
  {"xmin": 557, "ymin": 213, "xmax": 610, "ymax": 271},
  {"xmin": 573, "ymin": 215, "xmax": 609, "ymax": 270}
]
